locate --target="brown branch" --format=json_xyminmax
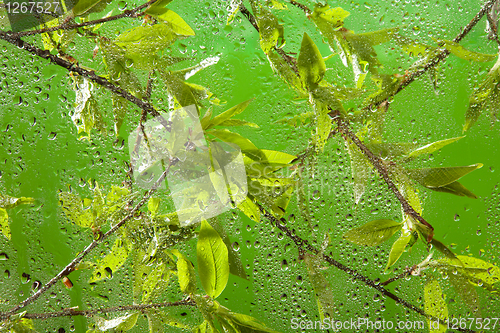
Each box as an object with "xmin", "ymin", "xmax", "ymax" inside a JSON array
[
  {"xmin": 361, "ymin": 0, "xmax": 497, "ymax": 112},
  {"xmin": 0, "ymin": 168, "xmax": 171, "ymax": 321},
  {"xmin": 330, "ymin": 109, "xmax": 435, "ymax": 241},
  {"xmin": 4, "ymin": 0, "xmax": 160, "ymax": 38},
  {"xmin": 289, "ymin": 0, "xmax": 311, "ymax": 14},
  {"xmin": 381, "ymin": 265, "xmax": 417, "ymax": 286},
  {"xmin": 260, "ymin": 209, "xmax": 474, "ymax": 333},
  {"xmin": 20, "ymin": 299, "xmax": 195, "ymax": 320}
]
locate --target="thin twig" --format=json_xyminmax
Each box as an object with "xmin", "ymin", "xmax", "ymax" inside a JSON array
[
  {"xmin": 0, "ymin": 168, "xmax": 170, "ymax": 321},
  {"xmin": 261, "ymin": 209, "xmax": 474, "ymax": 333},
  {"xmin": 330, "ymin": 109, "xmax": 435, "ymax": 240},
  {"xmin": 5, "ymin": 0, "xmax": 159, "ymax": 38},
  {"xmin": 381, "ymin": 265, "xmax": 417, "ymax": 286},
  {"xmin": 289, "ymin": 0, "xmax": 311, "ymax": 14},
  {"xmin": 361, "ymin": 0, "xmax": 497, "ymax": 112},
  {"xmin": 20, "ymin": 299, "xmax": 195, "ymax": 320}
]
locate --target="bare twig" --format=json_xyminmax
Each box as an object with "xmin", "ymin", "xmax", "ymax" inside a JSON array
[
  {"xmin": 380, "ymin": 265, "xmax": 417, "ymax": 286},
  {"xmin": 330, "ymin": 109, "xmax": 435, "ymax": 240},
  {"xmin": 4, "ymin": 0, "xmax": 160, "ymax": 38},
  {"xmin": 0, "ymin": 168, "xmax": 171, "ymax": 321},
  {"xmin": 289, "ymin": 0, "xmax": 311, "ymax": 14},
  {"xmin": 20, "ymin": 299, "xmax": 195, "ymax": 320}
]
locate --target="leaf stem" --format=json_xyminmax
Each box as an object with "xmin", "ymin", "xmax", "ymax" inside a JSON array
[
  {"xmin": 17, "ymin": 299, "xmax": 195, "ymax": 320},
  {"xmin": 3, "ymin": 0, "xmax": 160, "ymax": 38},
  {"xmin": 0, "ymin": 168, "xmax": 171, "ymax": 321}
]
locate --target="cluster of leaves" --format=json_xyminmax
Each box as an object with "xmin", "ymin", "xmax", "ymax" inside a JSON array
[
  {"xmin": 2, "ymin": 0, "xmax": 500, "ymax": 332},
  {"xmin": 227, "ymin": 0, "xmax": 500, "ymax": 326}
]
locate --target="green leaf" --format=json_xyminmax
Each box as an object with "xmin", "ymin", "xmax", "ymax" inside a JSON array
[
  {"xmin": 446, "ymin": 270, "xmax": 481, "ymax": 317},
  {"xmin": 275, "ymin": 111, "xmax": 315, "ymax": 127},
  {"xmin": 406, "ymin": 136, "xmax": 464, "ymax": 159},
  {"xmin": 146, "ymin": 309, "xmax": 191, "ymax": 332},
  {"xmin": 95, "ymin": 312, "xmax": 140, "ymax": 331},
  {"xmin": 424, "ymin": 279, "xmax": 448, "ymax": 333},
  {"xmin": 431, "ymin": 181, "xmax": 478, "ymax": 199},
  {"xmin": 436, "ymin": 256, "xmax": 500, "ymax": 292},
  {"xmin": 197, "ymin": 220, "xmax": 229, "ymax": 298},
  {"xmin": 297, "ymin": 32, "xmax": 326, "ymax": 90},
  {"xmin": 343, "ymin": 219, "xmax": 402, "ymax": 246},
  {"xmin": 385, "ymin": 230, "xmax": 412, "ymax": 270},
  {"xmin": 464, "ymin": 56, "xmax": 500, "ymax": 131},
  {"xmin": 0, "ymin": 208, "xmax": 10, "ymax": 240},
  {"xmin": 216, "ymin": 119, "xmax": 259, "ymax": 128},
  {"xmin": 237, "ymin": 196, "xmax": 261, "ymax": 223},
  {"xmin": 205, "ymin": 99, "xmax": 254, "ymax": 130},
  {"xmin": 406, "ymin": 163, "xmax": 483, "ymax": 189},
  {"xmin": 146, "ymin": 8, "xmax": 195, "ymax": 36},
  {"xmin": 303, "ymin": 253, "xmax": 335, "ymax": 322},
  {"xmin": 90, "ymin": 238, "xmax": 131, "ymax": 282},
  {"xmin": 209, "ymin": 219, "xmax": 248, "ymax": 280},
  {"xmin": 256, "ymin": 6, "xmax": 285, "ymax": 53},
  {"xmin": 310, "ymin": 4, "xmax": 349, "ymax": 27},
  {"xmin": 266, "ymin": 50, "xmax": 305, "ymax": 93},
  {"xmin": 111, "ymin": 95, "xmax": 127, "ymax": 136},
  {"xmin": 346, "ymin": 138, "xmax": 372, "ymax": 203},
  {"xmin": 116, "ymin": 24, "xmax": 178, "ymax": 56},
  {"xmin": 216, "ymin": 305, "xmax": 281, "ymax": 333},
  {"xmin": 148, "ymin": 197, "xmax": 161, "ymax": 217},
  {"xmin": 185, "ymin": 82, "xmax": 224, "ymax": 106},
  {"xmin": 59, "ymin": 192, "xmax": 94, "ymax": 228},
  {"xmin": 226, "ymin": 0, "xmax": 240, "ymax": 25},
  {"xmin": 0, "ymin": 193, "xmax": 35, "ymax": 209},
  {"xmin": 207, "ymin": 129, "xmax": 265, "ymax": 161},
  {"xmin": 142, "ymin": 263, "xmax": 170, "ymax": 302},
  {"xmin": 435, "ymin": 39, "xmax": 497, "ymax": 62},
  {"xmin": 171, "ymin": 249, "xmax": 197, "ymax": 295},
  {"xmin": 160, "ymin": 71, "xmax": 199, "ymax": 108},
  {"xmin": 72, "ymin": 0, "xmax": 112, "ymax": 17},
  {"xmin": 366, "ymin": 142, "xmax": 420, "ymax": 160}
]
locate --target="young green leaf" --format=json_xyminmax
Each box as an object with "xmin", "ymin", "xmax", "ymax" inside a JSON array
[
  {"xmin": 256, "ymin": 6, "xmax": 285, "ymax": 53},
  {"xmin": 266, "ymin": 49, "xmax": 305, "ymax": 93},
  {"xmin": 0, "ymin": 208, "xmax": 10, "ymax": 240},
  {"xmin": 142, "ymin": 263, "xmax": 170, "ymax": 302},
  {"xmin": 210, "ymin": 218, "xmax": 249, "ymax": 280},
  {"xmin": 207, "ymin": 129, "xmax": 266, "ymax": 161},
  {"xmin": 90, "ymin": 238, "xmax": 131, "ymax": 282},
  {"xmin": 148, "ymin": 197, "xmax": 161, "ymax": 218},
  {"xmin": 464, "ymin": 56, "xmax": 500, "ymax": 131},
  {"xmin": 406, "ymin": 163, "xmax": 483, "ymax": 190},
  {"xmin": 197, "ymin": 220, "xmax": 229, "ymax": 298},
  {"xmin": 204, "ymin": 99, "xmax": 254, "ymax": 130},
  {"xmin": 171, "ymin": 249, "xmax": 197, "ymax": 295},
  {"xmin": 215, "ymin": 304, "xmax": 281, "ymax": 333},
  {"xmin": 434, "ymin": 39, "xmax": 497, "ymax": 62},
  {"xmin": 59, "ymin": 192, "xmax": 94, "ymax": 228},
  {"xmin": 446, "ymin": 271, "xmax": 481, "ymax": 317},
  {"xmin": 94, "ymin": 312, "xmax": 140, "ymax": 331},
  {"xmin": 297, "ymin": 32, "xmax": 326, "ymax": 90},
  {"xmin": 424, "ymin": 279, "xmax": 448, "ymax": 333},
  {"xmin": 436, "ymin": 256, "xmax": 500, "ymax": 292},
  {"xmin": 237, "ymin": 196, "xmax": 261, "ymax": 223},
  {"xmin": 116, "ymin": 24, "xmax": 178, "ymax": 56},
  {"xmin": 385, "ymin": 229, "xmax": 412, "ymax": 270},
  {"xmin": 303, "ymin": 253, "xmax": 336, "ymax": 323},
  {"xmin": 431, "ymin": 181, "xmax": 478, "ymax": 199},
  {"xmin": 111, "ymin": 95, "xmax": 127, "ymax": 136},
  {"xmin": 146, "ymin": 8, "xmax": 195, "ymax": 36},
  {"xmin": 406, "ymin": 136, "xmax": 464, "ymax": 159},
  {"xmin": 0, "ymin": 193, "xmax": 35, "ymax": 209},
  {"xmin": 346, "ymin": 138, "xmax": 372, "ymax": 204},
  {"xmin": 343, "ymin": 219, "xmax": 402, "ymax": 246},
  {"xmin": 72, "ymin": 0, "xmax": 112, "ymax": 17},
  {"xmin": 146, "ymin": 309, "xmax": 191, "ymax": 333}
]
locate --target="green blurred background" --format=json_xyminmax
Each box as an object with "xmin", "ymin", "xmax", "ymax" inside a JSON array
[{"xmin": 1, "ymin": 0, "xmax": 499, "ymax": 332}]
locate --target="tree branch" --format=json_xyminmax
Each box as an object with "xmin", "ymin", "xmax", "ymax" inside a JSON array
[
  {"xmin": 260, "ymin": 208, "xmax": 474, "ymax": 333},
  {"xmin": 361, "ymin": 0, "xmax": 497, "ymax": 112},
  {"xmin": 0, "ymin": 168, "xmax": 171, "ymax": 321},
  {"xmin": 4, "ymin": 0, "xmax": 159, "ymax": 38},
  {"xmin": 19, "ymin": 299, "xmax": 195, "ymax": 320},
  {"xmin": 330, "ymin": 109, "xmax": 435, "ymax": 240}
]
